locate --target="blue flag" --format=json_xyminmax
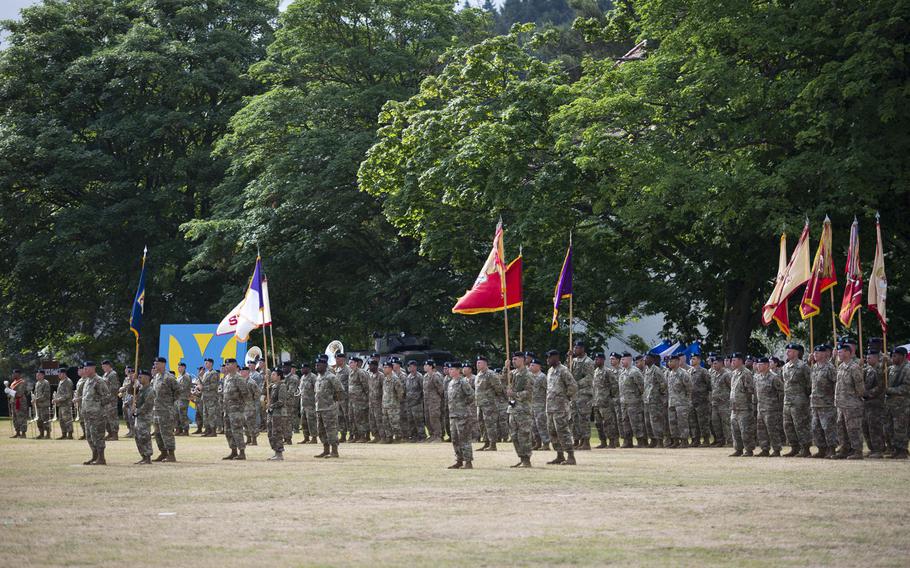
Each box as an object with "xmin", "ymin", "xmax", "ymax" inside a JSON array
[{"xmin": 129, "ymin": 247, "xmax": 148, "ymax": 339}]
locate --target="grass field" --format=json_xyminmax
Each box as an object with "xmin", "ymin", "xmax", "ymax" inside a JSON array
[{"xmin": 1, "ymin": 419, "xmax": 909, "ymax": 567}]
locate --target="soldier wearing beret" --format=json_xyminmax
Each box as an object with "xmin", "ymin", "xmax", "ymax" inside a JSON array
[
  {"xmin": 570, "ymin": 340, "xmax": 595, "ymax": 451},
  {"xmin": 314, "ymin": 357, "xmax": 345, "ymax": 458},
  {"xmin": 862, "ymin": 350, "xmax": 886, "ymax": 458},
  {"xmin": 753, "ymin": 356, "xmax": 784, "ymax": 457},
  {"xmin": 348, "ymin": 356, "xmax": 371, "ymax": 443},
  {"xmin": 151, "ymin": 357, "xmax": 179, "ymax": 462},
  {"xmin": 545, "ymin": 349, "xmax": 578, "ymax": 465},
  {"xmin": 688, "ymin": 354, "xmax": 713, "ymax": 447},
  {"xmin": 404, "ymin": 360, "xmax": 425, "ymax": 442},
  {"xmin": 885, "ymin": 346, "xmax": 910, "ymax": 459},
  {"xmin": 833, "ymin": 344, "xmax": 865, "ymax": 459},
  {"xmin": 201, "ymin": 358, "xmax": 222, "ymax": 437},
  {"xmin": 175, "ymin": 362, "xmax": 192, "ymax": 436},
  {"xmin": 53, "ymin": 368, "xmax": 75, "ymax": 439},
  {"xmin": 619, "ymin": 354, "xmax": 646, "ymax": 448},
  {"xmin": 80, "ymin": 361, "xmax": 110, "ymax": 465},
  {"xmin": 475, "ymin": 355, "xmax": 503, "ymax": 451},
  {"xmin": 810, "ymin": 345, "xmax": 838, "ymax": 458},
  {"xmin": 446, "ymin": 361, "xmax": 475, "ymax": 469},
  {"xmin": 298, "ymin": 362, "xmax": 317, "ymax": 444},
  {"xmin": 592, "ymin": 353, "xmax": 620, "ymax": 448},
  {"xmin": 132, "ymin": 369, "xmax": 155, "ymax": 465},
  {"xmin": 33, "ymin": 370, "xmax": 52, "ymax": 439},
  {"xmin": 221, "ymin": 358, "xmax": 250, "ymax": 460},
  {"xmin": 508, "ymin": 352, "xmax": 534, "ymax": 467},
  {"xmin": 422, "ymin": 360, "xmax": 445, "ymax": 443},
  {"xmin": 781, "ymin": 343, "xmax": 812, "ymax": 457},
  {"xmin": 366, "ymin": 357, "xmax": 384, "ymax": 443},
  {"xmin": 283, "ymin": 362, "xmax": 301, "ymax": 442},
  {"xmin": 529, "ymin": 357, "xmax": 551, "ymax": 451},
  {"xmin": 728, "ymin": 353, "xmax": 756, "ymax": 457},
  {"xmin": 6, "ymin": 369, "xmax": 28, "ymax": 438},
  {"xmin": 100, "ymin": 360, "xmax": 120, "ymax": 440},
  {"xmin": 266, "ymin": 369, "xmax": 289, "ymax": 460}
]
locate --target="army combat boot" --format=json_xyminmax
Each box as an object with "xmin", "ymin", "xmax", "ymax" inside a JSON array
[
  {"xmin": 519, "ymin": 456, "xmax": 532, "ymax": 468},
  {"xmin": 547, "ymin": 452, "xmax": 565, "ymax": 465},
  {"xmin": 562, "ymin": 451, "xmax": 577, "ymax": 465},
  {"xmin": 236, "ymin": 449, "xmax": 246, "ymax": 460},
  {"xmin": 812, "ymin": 447, "xmax": 827, "ymax": 458},
  {"xmin": 93, "ymin": 449, "xmax": 107, "ymax": 465},
  {"xmin": 579, "ymin": 439, "xmax": 591, "ymax": 451},
  {"xmin": 222, "ymin": 449, "xmax": 238, "ymax": 460},
  {"xmin": 83, "ymin": 449, "xmax": 98, "ymax": 465},
  {"xmin": 329, "ymin": 444, "xmax": 339, "ymax": 458},
  {"xmin": 135, "ymin": 456, "xmax": 152, "ymax": 465},
  {"xmin": 783, "ymin": 444, "xmax": 799, "ymax": 457},
  {"xmin": 315, "ymin": 444, "xmax": 329, "ymax": 458},
  {"xmin": 757, "ymin": 448, "xmax": 770, "ymax": 457},
  {"xmin": 153, "ymin": 451, "xmax": 167, "ymax": 462},
  {"xmin": 797, "ymin": 446, "xmax": 812, "ymax": 458},
  {"xmin": 770, "ymin": 448, "xmax": 781, "ymax": 457},
  {"xmin": 447, "ymin": 460, "xmax": 463, "ymax": 469},
  {"xmin": 163, "ymin": 450, "xmax": 176, "ymax": 462},
  {"xmin": 462, "ymin": 461, "xmax": 473, "ymax": 469},
  {"xmin": 488, "ymin": 442, "xmax": 497, "ymax": 451},
  {"xmin": 268, "ymin": 452, "xmax": 284, "ymax": 461},
  {"xmin": 609, "ymin": 438, "xmax": 619, "ymax": 448}
]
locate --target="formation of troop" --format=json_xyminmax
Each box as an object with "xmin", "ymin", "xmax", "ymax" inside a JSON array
[{"xmin": 5, "ymin": 335, "xmax": 910, "ymax": 468}]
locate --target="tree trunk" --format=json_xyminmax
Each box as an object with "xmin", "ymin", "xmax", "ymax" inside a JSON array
[{"xmin": 722, "ymin": 279, "xmax": 756, "ymax": 353}]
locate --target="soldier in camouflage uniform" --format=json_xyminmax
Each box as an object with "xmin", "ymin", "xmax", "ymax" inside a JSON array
[
  {"xmin": 529, "ymin": 357, "xmax": 551, "ymax": 451},
  {"xmin": 33, "ymin": 370, "xmax": 52, "ymax": 439},
  {"xmin": 508, "ymin": 353, "xmax": 534, "ymax": 467},
  {"xmin": 284, "ymin": 362, "xmax": 300, "ymax": 441},
  {"xmin": 242, "ymin": 366, "xmax": 261, "ymax": 446},
  {"xmin": 266, "ymin": 369, "xmax": 289, "ymax": 460},
  {"xmin": 666, "ymin": 354, "xmax": 693, "ymax": 447},
  {"xmin": 593, "ymin": 353, "xmax": 620, "ymax": 448},
  {"xmin": 298, "ymin": 362, "xmax": 317, "ymax": 443},
  {"xmin": 862, "ymin": 350, "xmax": 886, "ymax": 458},
  {"xmin": 201, "ymin": 359, "xmax": 222, "ymax": 437},
  {"xmin": 405, "ymin": 361, "xmax": 425, "ymax": 441},
  {"xmin": 151, "ymin": 357, "xmax": 179, "ymax": 462},
  {"xmin": 5, "ymin": 369, "xmax": 28, "ymax": 437},
  {"xmin": 132, "ymin": 369, "xmax": 155, "ymax": 464},
  {"xmin": 54, "ymin": 368, "xmax": 74, "ymax": 439},
  {"xmin": 367, "ymin": 358, "xmax": 385, "ymax": 443},
  {"xmin": 74, "ymin": 366, "xmax": 86, "ymax": 439},
  {"xmin": 80, "ymin": 362, "xmax": 109, "ymax": 465},
  {"xmin": 708, "ymin": 354, "xmax": 732, "ymax": 446},
  {"xmin": 333, "ymin": 353, "xmax": 350, "ymax": 443},
  {"xmin": 688, "ymin": 354, "xmax": 712, "ymax": 446},
  {"xmin": 753, "ymin": 356, "xmax": 784, "ymax": 456},
  {"xmin": 446, "ymin": 362, "xmax": 475, "ymax": 469},
  {"xmin": 347, "ymin": 357, "xmax": 371, "ymax": 442},
  {"xmin": 884, "ymin": 346, "xmax": 910, "ymax": 459},
  {"xmin": 475, "ymin": 356, "xmax": 504, "ymax": 451},
  {"xmin": 119, "ymin": 368, "xmax": 137, "ymax": 438},
  {"xmin": 619, "ymin": 354, "xmax": 646, "ymax": 447},
  {"xmin": 643, "ymin": 355, "xmax": 667, "ymax": 448},
  {"xmin": 100, "ymin": 361, "xmax": 120, "ymax": 440},
  {"xmin": 810, "ymin": 345, "xmax": 838, "ymax": 458},
  {"xmin": 780, "ymin": 344, "xmax": 812, "ymax": 457},
  {"xmin": 381, "ymin": 361, "xmax": 405, "ymax": 442},
  {"xmin": 422, "ymin": 360, "xmax": 445, "ymax": 442},
  {"xmin": 175, "ymin": 362, "xmax": 192, "ymax": 436},
  {"xmin": 314, "ymin": 357, "xmax": 345, "ymax": 458},
  {"xmin": 728, "ymin": 353, "xmax": 756, "ymax": 457},
  {"xmin": 191, "ymin": 367, "xmax": 204, "ymax": 434},
  {"xmin": 221, "ymin": 358, "xmax": 251, "ymax": 460},
  {"xmin": 545, "ymin": 350, "xmax": 578, "ymax": 465},
  {"xmin": 570, "ymin": 341, "xmax": 595, "ymax": 451},
  {"xmin": 832, "ymin": 344, "xmax": 865, "ymax": 459}
]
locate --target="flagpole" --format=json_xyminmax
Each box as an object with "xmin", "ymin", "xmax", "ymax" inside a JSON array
[
  {"xmin": 857, "ymin": 308, "xmax": 864, "ymax": 359},
  {"xmin": 809, "ymin": 317, "xmax": 814, "ymax": 354},
  {"xmin": 131, "ymin": 246, "xmax": 147, "ymax": 415},
  {"xmin": 883, "ymin": 331, "xmax": 889, "ymax": 388},
  {"xmin": 501, "ymin": 254, "xmax": 511, "ymax": 389},
  {"xmin": 829, "ymin": 288, "xmax": 838, "ymax": 346},
  {"xmin": 567, "ymin": 233, "xmax": 573, "ymax": 370}
]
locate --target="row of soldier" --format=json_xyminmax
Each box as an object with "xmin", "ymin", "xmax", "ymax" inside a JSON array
[{"xmin": 5, "ymin": 337, "xmax": 910, "ymax": 466}]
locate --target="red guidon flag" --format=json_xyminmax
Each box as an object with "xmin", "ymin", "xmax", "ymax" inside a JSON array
[
  {"xmin": 839, "ymin": 218, "xmax": 863, "ymax": 327},
  {"xmin": 762, "ymin": 223, "xmax": 811, "ymax": 336},
  {"xmin": 868, "ymin": 215, "xmax": 887, "ymax": 332},
  {"xmin": 452, "ymin": 222, "xmax": 523, "ymax": 314},
  {"xmin": 800, "ymin": 216, "xmax": 838, "ymax": 319}
]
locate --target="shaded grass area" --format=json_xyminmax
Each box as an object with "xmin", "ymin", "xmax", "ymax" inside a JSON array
[{"xmin": 1, "ymin": 419, "xmax": 908, "ymax": 566}]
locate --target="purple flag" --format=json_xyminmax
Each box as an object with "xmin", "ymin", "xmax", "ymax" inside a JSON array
[{"xmin": 551, "ymin": 243, "xmax": 573, "ymax": 331}]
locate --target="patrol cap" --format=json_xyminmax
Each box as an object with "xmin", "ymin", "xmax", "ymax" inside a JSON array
[
  {"xmin": 475, "ymin": 355, "xmax": 488, "ymax": 362},
  {"xmin": 609, "ymin": 352, "xmax": 621, "ymax": 359},
  {"xmin": 893, "ymin": 346, "xmax": 907, "ymax": 355},
  {"xmin": 594, "ymin": 352, "xmax": 605, "ymax": 359},
  {"xmin": 814, "ymin": 344, "xmax": 832, "ymax": 352},
  {"xmin": 407, "ymin": 360, "xmax": 417, "ymax": 367},
  {"xmin": 425, "ymin": 359, "xmax": 436, "ymax": 367},
  {"xmin": 101, "ymin": 360, "xmax": 113, "ymax": 366},
  {"xmin": 153, "ymin": 356, "xmax": 166, "ymax": 363},
  {"xmin": 139, "ymin": 369, "xmax": 151, "ymax": 377},
  {"xmin": 545, "ymin": 349, "xmax": 560, "ymax": 357},
  {"xmin": 83, "ymin": 360, "xmax": 96, "ymax": 367},
  {"xmin": 730, "ymin": 352, "xmax": 745, "ymax": 361},
  {"xmin": 224, "ymin": 358, "xmax": 237, "ymax": 365},
  {"xmin": 755, "ymin": 356, "xmax": 770, "ymax": 363}
]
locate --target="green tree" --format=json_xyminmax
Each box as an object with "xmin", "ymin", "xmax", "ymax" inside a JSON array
[
  {"xmin": 182, "ymin": 0, "xmax": 493, "ymax": 357},
  {"xmin": 0, "ymin": 0, "xmax": 277, "ymax": 363}
]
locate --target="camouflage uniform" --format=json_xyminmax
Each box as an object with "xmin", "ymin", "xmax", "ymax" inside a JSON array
[
  {"xmin": 244, "ymin": 376, "xmax": 261, "ymax": 441},
  {"xmin": 619, "ymin": 365, "xmax": 646, "ymax": 444},
  {"xmin": 102, "ymin": 370, "xmax": 120, "ymax": 437},
  {"xmin": 74, "ymin": 376, "xmax": 86, "ymax": 438},
  {"xmin": 176, "ymin": 371, "xmax": 192, "ymax": 433},
  {"xmin": 447, "ymin": 375, "xmax": 475, "ymax": 464},
  {"xmin": 81, "ymin": 374, "xmax": 109, "ymax": 453},
  {"xmin": 267, "ymin": 379, "xmax": 289, "ymax": 454},
  {"xmin": 571, "ymin": 355, "xmax": 595, "ymax": 446},
  {"xmin": 834, "ymin": 358, "xmax": 865, "ymax": 457},
  {"xmin": 667, "ymin": 367, "xmax": 692, "ymax": 443},
  {"xmin": 782, "ymin": 358, "xmax": 812, "ymax": 451},
  {"xmin": 688, "ymin": 365, "xmax": 712, "ymax": 444},
  {"xmin": 442, "ymin": 374, "xmax": 452, "ymax": 441},
  {"xmin": 201, "ymin": 369, "xmax": 222, "ymax": 433},
  {"xmin": 348, "ymin": 367, "xmax": 370, "ymax": 441},
  {"xmin": 810, "ymin": 361, "xmax": 838, "ymax": 453},
  {"xmin": 133, "ymin": 383, "xmax": 155, "ymax": 459},
  {"xmin": 405, "ymin": 371, "xmax": 425, "ymax": 440},
  {"xmin": 862, "ymin": 362, "xmax": 886, "ymax": 455},
  {"xmin": 592, "ymin": 365, "xmax": 619, "ymax": 444},
  {"xmin": 729, "ymin": 366, "xmax": 755, "ymax": 454},
  {"xmin": 285, "ymin": 371, "xmax": 301, "ymax": 434},
  {"xmin": 315, "ymin": 370, "xmax": 344, "ymax": 448},
  {"xmin": 222, "ymin": 371, "xmax": 250, "ymax": 452},
  {"xmin": 754, "ymin": 370, "xmax": 784, "ymax": 453},
  {"xmin": 546, "ymin": 363, "xmax": 578, "ymax": 452},
  {"xmin": 7, "ymin": 378, "xmax": 28, "ymax": 435},
  {"xmin": 152, "ymin": 371, "xmax": 179, "ymax": 453},
  {"xmin": 299, "ymin": 371, "xmax": 317, "ymax": 440},
  {"xmin": 33, "ymin": 377, "xmax": 52, "ymax": 436},
  {"xmin": 509, "ymin": 367, "xmax": 533, "ymax": 461},
  {"xmin": 884, "ymin": 360, "xmax": 910, "ymax": 454},
  {"xmin": 335, "ymin": 365, "xmax": 351, "ymax": 441},
  {"xmin": 382, "ymin": 371, "xmax": 405, "ymax": 440},
  {"xmin": 368, "ymin": 369, "xmax": 385, "ymax": 441},
  {"xmin": 422, "ymin": 370, "xmax": 445, "ymax": 440},
  {"xmin": 709, "ymin": 367, "xmax": 732, "ymax": 444},
  {"xmin": 643, "ymin": 364, "xmax": 666, "ymax": 444},
  {"xmin": 118, "ymin": 377, "xmax": 136, "ymax": 435},
  {"xmin": 475, "ymin": 369, "xmax": 504, "ymax": 445},
  {"xmin": 53, "ymin": 377, "xmax": 74, "ymax": 437},
  {"xmin": 530, "ymin": 370, "xmax": 550, "ymax": 447}
]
